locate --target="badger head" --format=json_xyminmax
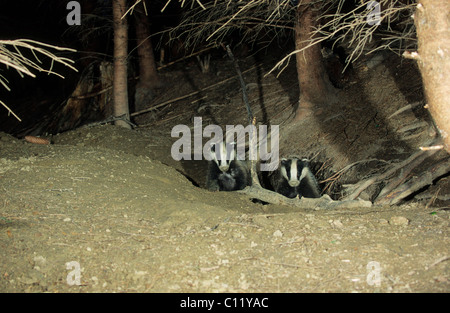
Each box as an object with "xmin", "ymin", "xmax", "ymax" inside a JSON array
[
  {"xmin": 210, "ymin": 141, "xmax": 236, "ymax": 172},
  {"xmin": 280, "ymin": 157, "xmax": 309, "ymax": 187}
]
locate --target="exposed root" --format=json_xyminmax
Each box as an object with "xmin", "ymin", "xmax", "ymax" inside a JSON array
[
  {"xmin": 237, "ymin": 185, "xmax": 372, "ymax": 210},
  {"xmin": 343, "ymin": 148, "xmax": 439, "ymax": 201},
  {"xmin": 396, "ymin": 121, "xmax": 429, "ymax": 135},
  {"xmin": 375, "ymin": 150, "xmax": 438, "ymax": 201},
  {"xmin": 375, "ymin": 157, "xmax": 450, "ymax": 205},
  {"xmin": 388, "ymin": 101, "xmax": 424, "ymax": 120}
]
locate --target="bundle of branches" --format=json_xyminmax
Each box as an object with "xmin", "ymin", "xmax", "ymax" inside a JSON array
[
  {"xmin": 166, "ymin": 0, "xmax": 296, "ymax": 51},
  {"xmin": 270, "ymin": 0, "xmax": 417, "ymax": 74},
  {"xmin": 0, "ymin": 39, "xmax": 77, "ymax": 121},
  {"xmin": 165, "ymin": 0, "xmax": 417, "ymax": 70},
  {"xmin": 315, "ymin": 0, "xmax": 417, "ymax": 63}
]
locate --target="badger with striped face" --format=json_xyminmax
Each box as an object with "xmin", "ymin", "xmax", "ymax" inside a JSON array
[
  {"xmin": 206, "ymin": 141, "xmax": 250, "ymax": 191},
  {"xmin": 272, "ymin": 157, "xmax": 321, "ymax": 199}
]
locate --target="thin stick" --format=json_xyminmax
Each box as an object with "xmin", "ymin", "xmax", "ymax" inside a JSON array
[
  {"xmin": 420, "ymin": 145, "xmax": 444, "ymax": 151},
  {"xmin": 428, "ymin": 255, "xmax": 450, "ymax": 268},
  {"xmin": 250, "ymin": 117, "xmax": 261, "ymax": 187},
  {"xmin": 224, "ymin": 44, "xmax": 253, "ymax": 125},
  {"xmin": 224, "ymin": 44, "xmax": 261, "ymax": 187},
  {"xmin": 0, "ymin": 100, "xmax": 21, "ymax": 121}
]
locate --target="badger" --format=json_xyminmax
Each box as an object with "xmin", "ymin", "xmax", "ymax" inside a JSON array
[
  {"xmin": 270, "ymin": 157, "xmax": 321, "ymax": 199},
  {"xmin": 206, "ymin": 141, "xmax": 251, "ymax": 191}
]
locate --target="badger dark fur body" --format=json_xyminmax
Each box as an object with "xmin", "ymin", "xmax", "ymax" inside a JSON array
[
  {"xmin": 206, "ymin": 141, "xmax": 251, "ymax": 191},
  {"xmin": 270, "ymin": 157, "xmax": 321, "ymax": 199}
]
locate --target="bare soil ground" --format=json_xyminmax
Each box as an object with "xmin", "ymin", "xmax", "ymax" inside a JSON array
[{"xmin": 0, "ymin": 50, "xmax": 448, "ymax": 292}]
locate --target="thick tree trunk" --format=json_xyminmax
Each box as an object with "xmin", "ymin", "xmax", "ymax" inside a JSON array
[
  {"xmin": 413, "ymin": 0, "xmax": 450, "ymax": 153},
  {"xmin": 112, "ymin": 0, "xmax": 131, "ymax": 129},
  {"xmin": 294, "ymin": 2, "xmax": 337, "ymax": 120},
  {"xmin": 134, "ymin": 1, "xmax": 161, "ymax": 111}
]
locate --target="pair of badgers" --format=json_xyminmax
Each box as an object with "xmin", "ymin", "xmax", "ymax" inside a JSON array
[{"xmin": 206, "ymin": 141, "xmax": 321, "ymax": 199}]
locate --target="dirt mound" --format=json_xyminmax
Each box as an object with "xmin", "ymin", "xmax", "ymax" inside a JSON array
[{"xmin": 0, "ymin": 124, "xmax": 448, "ymax": 292}]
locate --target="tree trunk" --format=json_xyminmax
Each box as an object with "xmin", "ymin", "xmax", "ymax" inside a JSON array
[
  {"xmin": 112, "ymin": 0, "xmax": 131, "ymax": 129},
  {"xmin": 134, "ymin": 1, "xmax": 161, "ymax": 112},
  {"xmin": 413, "ymin": 0, "xmax": 450, "ymax": 153},
  {"xmin": 294, "ymin": 2, "xmax": 337, "ymax": 120}
]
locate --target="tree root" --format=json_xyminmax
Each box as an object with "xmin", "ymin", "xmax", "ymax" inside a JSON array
[
  {"xmin": 238, "ymin": 185, "xmax": 372, "ymax": 210},
  {"xmin": 375, "ymin": 156, "xmax": 450, "ymax": 205},
  {"xmin": 341, "ymin": 137, "xmax": 450, "ymax": 205},
  {"xmin": 343, "ymin": 148, "xmax": 439, "ymax": 201},
  {"xmin": 374, "ymin": 150, "xmax": 438, "ymax": 201}
]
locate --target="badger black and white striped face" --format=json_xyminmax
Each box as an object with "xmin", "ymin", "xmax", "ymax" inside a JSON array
[
  {"xmin": 210, "ymin": 141, "xmax": 236, "ymax": 172},
  {"xmin": 280, "ymin": 157, "xmax": 309, "ymax": 187}
]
